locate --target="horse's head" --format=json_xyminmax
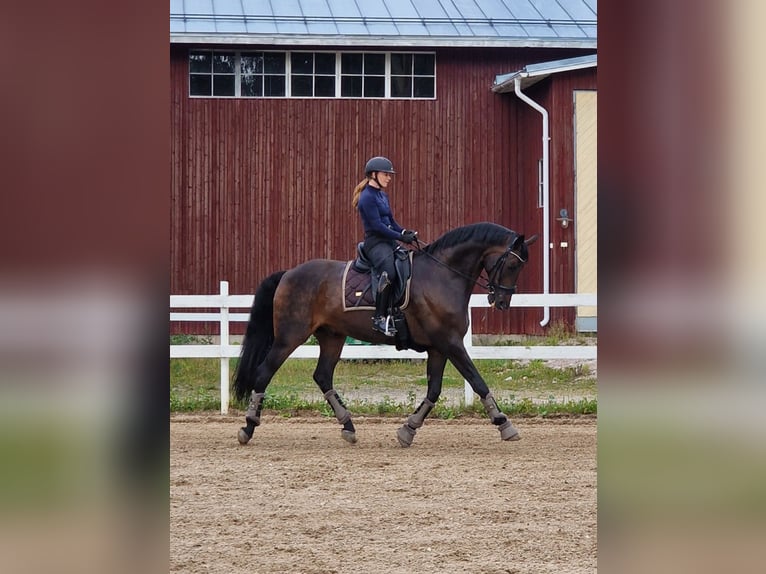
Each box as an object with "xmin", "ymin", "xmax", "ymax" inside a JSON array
[{"xmin": 486, "ymin": 234, "xmax": 538, "ymax": 310}]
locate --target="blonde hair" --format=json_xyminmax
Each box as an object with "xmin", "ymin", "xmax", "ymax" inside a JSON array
[{"xmin": 351, "ymin": 178, "xmax": 369, "ymax": 209}]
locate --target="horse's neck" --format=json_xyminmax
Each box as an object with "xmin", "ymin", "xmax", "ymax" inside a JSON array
[{"xmin": 433, "ymin": 243, "xmax": 492, "ymax": 280}]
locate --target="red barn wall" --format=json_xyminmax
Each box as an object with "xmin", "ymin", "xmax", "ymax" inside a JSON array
[{"xmin": 170, "ymin": 45, "xmax": 596, "ymax": 335}]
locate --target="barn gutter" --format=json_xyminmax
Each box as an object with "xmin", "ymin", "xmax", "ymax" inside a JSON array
[
  {"xmin": 492, "ymin": 54, "xmax": 597, "ymax": 328},
  {"xmin": 513, "ymin": 77, "xmax": 551, "ymax": 326}
]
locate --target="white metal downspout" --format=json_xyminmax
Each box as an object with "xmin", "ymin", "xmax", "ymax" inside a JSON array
[{"xmin": 514, "ymin": 77, "xmax": 551, "ymax": 327}]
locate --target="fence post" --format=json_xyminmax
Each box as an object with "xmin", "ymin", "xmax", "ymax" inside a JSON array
[
  {"xmin": 464, "ymin": 313, "xmax": 474, "ymax": 406},
  {"xmin": 219, "ymin": 280, "xmax": 230, "ymax": 415}
]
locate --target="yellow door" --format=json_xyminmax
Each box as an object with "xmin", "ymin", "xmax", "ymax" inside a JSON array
[{"xmin": 574, "ymin": 90, "xmax": 597, "ymax": 332}]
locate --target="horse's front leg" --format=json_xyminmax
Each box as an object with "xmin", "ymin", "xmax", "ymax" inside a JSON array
[
  {"xmin": 314, "ymin": 330, "xmax": 357, "ymax": 444},
  {"xmin": 397, "ymin": 350, "xmax": 446, "ymax": 447},
  {"xmin": 448, "ymin": 344, "xmax": 520, "ymax": 442}
]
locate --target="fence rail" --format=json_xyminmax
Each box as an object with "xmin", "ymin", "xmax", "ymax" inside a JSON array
[{"xmin": 171, "ymin": 281, "xmax": 597, "ymax": 414}]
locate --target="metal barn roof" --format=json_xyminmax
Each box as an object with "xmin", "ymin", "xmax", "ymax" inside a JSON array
[
  {"xmin": 492, "ymin": 53, "xmax": 597, "ymax": 91},
  {"xmin": 170, "ymin": 0, "xmax": 597, "ymax": 48}
]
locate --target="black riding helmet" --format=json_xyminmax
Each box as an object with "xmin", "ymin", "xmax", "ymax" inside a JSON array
[{"xmin": 364, "ymin": 156, "xmax": 396, "ymax": 176}]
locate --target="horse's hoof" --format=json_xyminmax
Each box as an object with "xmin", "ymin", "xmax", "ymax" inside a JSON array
[
  {"xmin": 341, "ymin": 430, "xmax": 357, "ymax": 444},
  {"xmin": 396, "ymin": 424, "xmax": 415, "ymax": 447},
  {"xmin": 499, "ymin": 421, "xmax": 520, "ymax": 441},
  {"xmin": 237, "ymin": 428, "xmax": 252, "ymax": 445}
]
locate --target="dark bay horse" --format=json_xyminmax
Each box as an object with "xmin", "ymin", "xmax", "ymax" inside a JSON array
[{"xmin": 234, "ymin": 222, "xmax": 537, "ymax": 447}]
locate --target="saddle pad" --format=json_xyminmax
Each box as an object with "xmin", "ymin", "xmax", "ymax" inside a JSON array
[
  {"xmin": 342, "ymin": 260, "xmax": 412, "ymax": 312},
  {"xmin": 343, "ymin": 261, "xmax": 375, "ymax": 310}
]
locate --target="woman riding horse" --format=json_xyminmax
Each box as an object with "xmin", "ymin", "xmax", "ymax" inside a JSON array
[
  {"xmin": 234, "ymin": 222, "xmax": 537, "ymax": 447},
  {"xmin": 352, "ymin": 156, "xmax": 418, "ymax": 336}
]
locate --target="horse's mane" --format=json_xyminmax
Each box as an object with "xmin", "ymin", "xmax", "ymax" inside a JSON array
[{"xmin": 424, "ymin": 222, "xmax": 516, "ymax": 255}]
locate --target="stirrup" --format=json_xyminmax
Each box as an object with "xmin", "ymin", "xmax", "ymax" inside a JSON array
[{"xmin": 372, "ymin": 315, "xmax": 397, "ymax": 336}]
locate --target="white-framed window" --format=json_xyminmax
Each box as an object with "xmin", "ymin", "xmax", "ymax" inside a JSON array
[
  {"xmin": 189, "ymin": 51, "xmax": 237, "ymax": 97},
  {"xmin": 188, "ymin": 50, "xmax": 436, "ymax": 99},
  {"xmin": 391, "ymin": 53, "xmax": 436, "ymax": 98},
  {"xmin": 291, "ymin": 52, "xmax": 336, "ymax": 97},
  {"xmin": 340, "ymin": 52, "xmax": 386, "ymax": 97},
  {"xmin": 241, "ymin": 52, "xmax": 287, "ymax": 97}
]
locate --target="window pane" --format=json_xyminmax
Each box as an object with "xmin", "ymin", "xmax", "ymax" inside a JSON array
[
  {"xmin": 213, "ymin": 53, "xmax": 235, "ymax": 73},
  {"xmin": 241, "ymin": 75, "xmax": 263, "ymax": 97},
  {"xmin": 315, "ymin": 76, "xmax": 335, "ymax": 97},
  {"xmin": 264, "ymin": 75, "xmax": 285, "ymax": 96},
  {"xmin": 391, "ymin": 76, "xmax": 412, "ymax": 98},
  {"xmin": 264, "ymin": 53, "xmax": 285, "ymax": 74},
  {"xmin": 414, "ymin": 77, "xmax": 435, "ymax": 98},
  {"xmin": 189, "ymin": 52, "xmax": 211, "ymax": 73},
  {"xmin": 241, "ymin": 54, "xmax": 263, "ymax": 74},
  {"xmin": 189, "ymin": 74, "xmax": 211, "ymax": 96},
  {"xmin": 213, "ymin": 75, "xmax": 235, "ymax": 96},
  {"xmin": 364, "ymin": 53, "xmax": 385, "ymax": 74},
  {"xmin": 291, "ymin": 53, "xmax": 313, "ymax": 74},
  {"xmin": 390, "ymin": 54, "xmax": 412, "ymax": 76},
  {"xmin": 292, "ymin": 75, "xmax": 313, "ymax": 96},
  {"xmin": 341, "ymin": 53, "xmax": 362, "ymax": 74},
  {"xmin": 414, "ymin": 54, "xmax": 435, "ymax": 75},
  {"xmin": 364, "ymin": 76, "xmax": 384, "ymax": 97},
  {"xmin": 341, "ymin": 76, "xmax": 361, "ymax": 97},
  {"xmin": 315, "ymin": 53, "xmax": 336, "ymax": 75}
]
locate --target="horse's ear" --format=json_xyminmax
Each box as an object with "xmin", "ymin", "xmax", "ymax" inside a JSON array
[{"xmin": 524, "ymin": 234, "xmax": 539, "ymax": 246}]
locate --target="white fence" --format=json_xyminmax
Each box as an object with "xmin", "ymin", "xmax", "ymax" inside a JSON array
[{"xmin": 171, "ymin": 281, "xmax": 597, "ymax": 414}]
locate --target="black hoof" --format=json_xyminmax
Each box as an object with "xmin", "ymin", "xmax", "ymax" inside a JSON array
[{"xmin": 237, "ymin": 427, "xmax": 252, "ymax": 445}]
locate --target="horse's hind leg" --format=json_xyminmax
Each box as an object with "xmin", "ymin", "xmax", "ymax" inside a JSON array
[
  {"xmin": 237, "ymin": 341, "xmax": 299, "ymax": 444},
  {"xmin": 397, "ymin": 350, "xmax": 446, "ymax": 447},
  {"xmin": 313, "ymin": 330, "xmax": 357, "ymax": 444}
]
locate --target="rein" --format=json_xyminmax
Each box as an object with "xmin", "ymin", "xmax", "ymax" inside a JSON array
[{"xmin": 410, "ymin": 238, "xmax": 525, "ymax": 295}]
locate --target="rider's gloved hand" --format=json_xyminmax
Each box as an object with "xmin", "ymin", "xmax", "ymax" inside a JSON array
[{"xmin": 400, "ymin": 230, "xmax": 418, "ymax": 244}]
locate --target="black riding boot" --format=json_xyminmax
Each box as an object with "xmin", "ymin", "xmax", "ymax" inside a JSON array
[{"xmin": 372, "ymin": 273, "xmax": 396, "ymax": 336}]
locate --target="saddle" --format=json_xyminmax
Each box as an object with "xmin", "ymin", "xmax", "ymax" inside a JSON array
[
  {"xmin": 342, "ymin": 245, "xmax": 426, "ymax": 352},
  {"xmin": 343, "ymin": 243, "xmax": 413, "ymax": 311}
]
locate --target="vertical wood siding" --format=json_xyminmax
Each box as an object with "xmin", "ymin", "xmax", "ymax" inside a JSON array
[{"xmin": 170, "ymin": 45, "xmax": 596, "ymax": 335}]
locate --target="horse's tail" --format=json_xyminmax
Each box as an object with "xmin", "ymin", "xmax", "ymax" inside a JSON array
[{"xmin": 233, "ymin": 270, "xmax": 287, "ymax": 401}]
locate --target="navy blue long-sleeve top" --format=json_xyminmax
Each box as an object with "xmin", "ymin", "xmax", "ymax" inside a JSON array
[{"xmin": 357, "ymin": 184, "xmax": 404, "ymax": 241}]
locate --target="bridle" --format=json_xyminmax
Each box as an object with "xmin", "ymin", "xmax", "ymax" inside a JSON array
[
  {"xmin": 413, "ymin": 239, "xmax": 526, "ymax": 302},
  {"xmin": 485, "ymin": 247, "xmax": 526, "ymax": 305}
]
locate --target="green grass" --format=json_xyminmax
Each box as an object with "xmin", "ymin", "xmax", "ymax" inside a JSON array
[
  {"xmin": 492, "ymin": 320, "xmax": 595, "ymax": 347},
  {"xmin": 170, "ymin": 334, "xmax": 214, "ymax": 345},
  {"xmin": 170, "ymin": 355, "xmax": 597, "ymax": 418}
]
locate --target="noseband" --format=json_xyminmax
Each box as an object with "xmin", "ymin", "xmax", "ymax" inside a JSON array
[{"xmin": 486, "ymin": 247, "xmax": 526, "ymax": 305}]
